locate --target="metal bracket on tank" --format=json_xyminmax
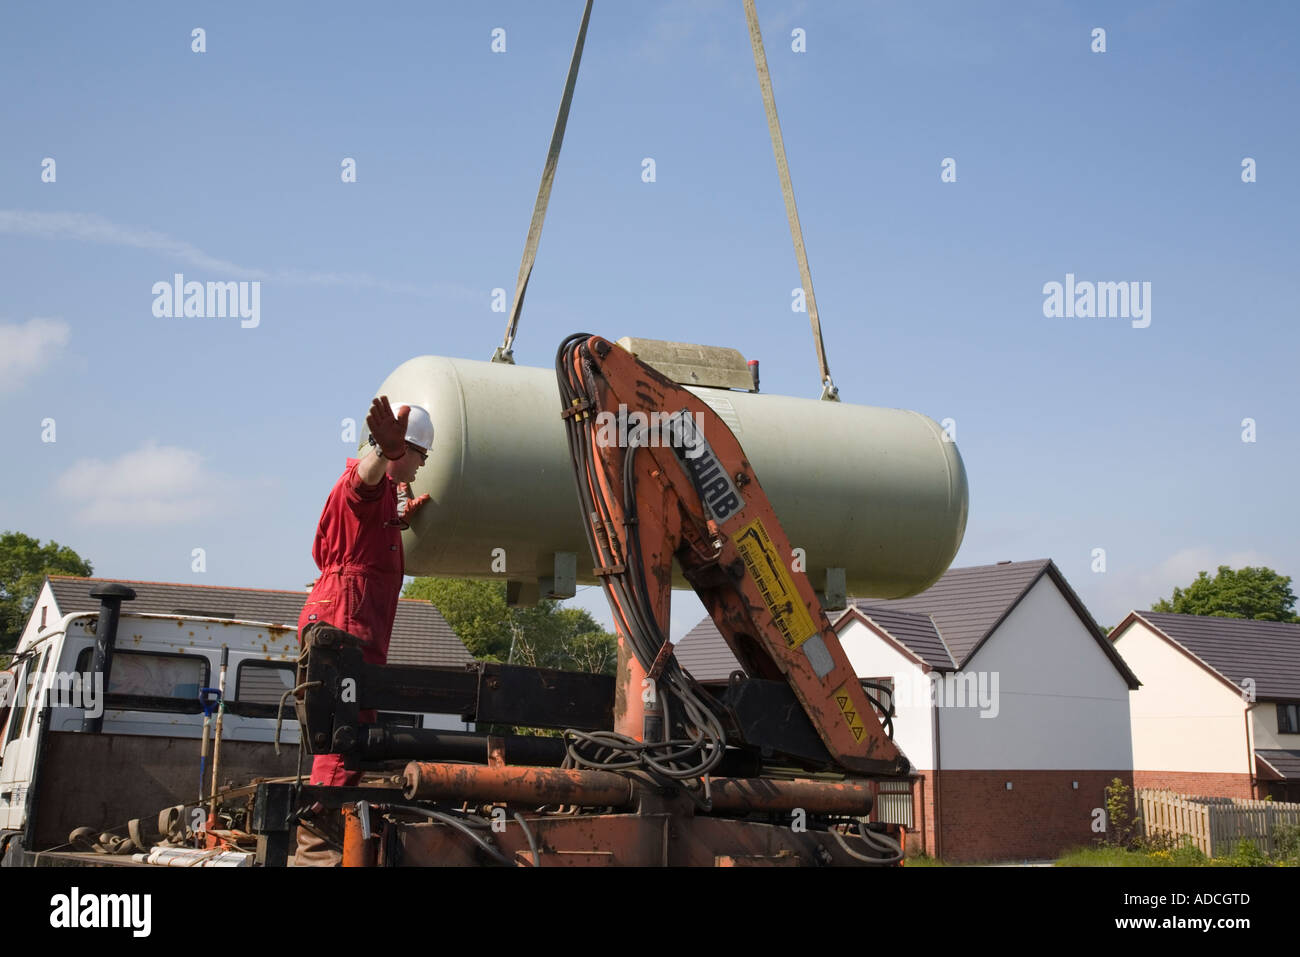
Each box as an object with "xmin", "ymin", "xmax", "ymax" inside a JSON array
[
  {"xmin": 541, "ymin": 552, "xmax": 577, "ymax": 600},
  {"xmin": 507, "ymin": 553, "xmax": 577, "ymax": 607},
  {"xmin": 818, "ymin": 567, "xmax": 846, "ymax": 611},
  {"xmin": 506, "ymin": 580, "xmax": 540, "ymax": 607}
]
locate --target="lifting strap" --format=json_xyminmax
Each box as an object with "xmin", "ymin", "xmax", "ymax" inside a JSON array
[
  {"xmin": 742, "ymin": 0, "xmax": 839, "ymax": 401},
  {"xmin": 492, "ymin": 0, "xmax": 594, "ymax": 365}
]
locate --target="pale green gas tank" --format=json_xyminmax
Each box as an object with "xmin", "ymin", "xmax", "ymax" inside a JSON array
[{"xmin": 374, "ymin": 355, "xmax": 968, "ymax": 601}]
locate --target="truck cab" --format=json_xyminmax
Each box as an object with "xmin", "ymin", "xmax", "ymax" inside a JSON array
[{"xmin": 0, "ymin": 609, "xmax": 304, "ymax": 838}]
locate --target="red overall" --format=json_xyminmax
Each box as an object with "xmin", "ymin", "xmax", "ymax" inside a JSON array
[{"xmin": 297, "ymin": 457, "xmax": 404, "ymax": 787}]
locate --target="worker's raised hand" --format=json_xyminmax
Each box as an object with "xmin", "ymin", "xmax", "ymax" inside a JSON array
[{"xmin": 366, "ymin": 395, "xmax": 410, "ymax": 459}]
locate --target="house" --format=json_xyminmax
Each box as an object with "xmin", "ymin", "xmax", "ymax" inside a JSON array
[
  {"xmin": 1109, "ymin": 611, "xmax": 1300, "ymax": 802},
  {"xmin": 676, "ymin": 559, "xmax": 1140, "ymax": 861},
  {"xmin": 19, "ymin": 575, "xmax": 476, "ymax": 729}
]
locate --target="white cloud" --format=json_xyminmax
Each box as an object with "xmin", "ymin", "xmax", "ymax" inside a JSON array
[
  {"xmin": 1094, "ymin": 546, "xmax": 1275, "ymax": 623},
  {"xmin": 0, "ymin": 209, "xmax": 474, "ymax": 301},
  {"xmin": 0, "ymin": 210, "xmax": 258, "ymax": 276},
  {"xmin": 54, "ymin": 440, "xmax": 220, "ymax": 525},
  {"xmin": 0, "ymin": 317, "xmax": 70, "ymax": 390}
]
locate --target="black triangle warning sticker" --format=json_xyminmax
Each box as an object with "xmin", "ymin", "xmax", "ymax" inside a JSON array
[
  {"xmin": 843, "ymin": 711, "xmax": 856, "ymax": 724},
  {"xmin": 836, "ymin": 696, "xmax": 849, "ymax": 709},
  {"xmin": 851, "ymin": 726, "xmax": 865, "ymax": 741}
]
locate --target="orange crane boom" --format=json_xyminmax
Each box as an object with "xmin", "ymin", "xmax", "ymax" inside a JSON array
[{"xmin": 556, "ymin": 333, "xmax": 908, "ymax": 777}]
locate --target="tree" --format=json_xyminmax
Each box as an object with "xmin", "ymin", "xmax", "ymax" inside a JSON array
[
  {"xmin": 1101, "ymin": 777, "xmax": 1138, "ymax": 848},
  {"xmin": 402, "ymin": 577, "xmax": 617, "ymax": 675},
  {"xmin": 402, "ymin": 578, "xmax": 514, "ymax": 660},
  {"xmin": 1151, "ymin": 565, "xmax": 1299, "ymax": 622},
  {"xmin": 510, "ymin": 605, "xmax": 618, "ymax": 676},
  {"xmin": 1, "ymin": 531, "xmax": 94, "ymax": 654}
]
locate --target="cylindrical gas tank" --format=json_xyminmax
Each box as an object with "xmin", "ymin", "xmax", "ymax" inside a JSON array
[{"xmin": 375, "ymin": 356, "xmax": 968, "ymax": 600}]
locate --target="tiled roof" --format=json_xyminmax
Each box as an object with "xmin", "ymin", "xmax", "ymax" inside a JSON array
[
  {"xmin": 43, "ymin": 576, "xmax": 473, "ymax": 668},
  {"xmin": 855, "ymin": 606, "xmax": 955, "ymax": 671},
  {"xmin": 853, "ymin": 560, "xmax": 1053, "ymax": 665},
  {"xmin": 1127, "ymin": 611, "xmax": 1300, "ymax": 701},
  {"xmin": 674, "ymin": 607, "xmax": 847, "ymax": 681},
  {"xmin": 674, "ymin": 559, "xmax": 1137, "ymax": 687},
  {"xmin": 1256, "ymin": 749, "xmax": 1300, "ymax": 781}
]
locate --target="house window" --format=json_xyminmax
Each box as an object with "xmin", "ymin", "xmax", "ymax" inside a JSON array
[
  {"xmin": 40, "ymin": 606, "xmax": 47, "ymax": 629},
  {"xmin": 1279, "ymin": 703, "xmax": 1300, "ymax": 735},
  {"xmin": 862, "ymin": 677, "xmax": 895, "ymax": 718}
]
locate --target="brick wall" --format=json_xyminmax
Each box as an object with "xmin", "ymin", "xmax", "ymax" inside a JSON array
[
  {"xmin": 904, "ymin": 769, "xmax": 1133, "ymax": 862},
  {"xmin": 1132, "ymin": 770, "xmax": 1255, "ymax": 800}
]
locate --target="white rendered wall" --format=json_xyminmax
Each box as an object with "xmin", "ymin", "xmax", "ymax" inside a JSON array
[
  {"xmin": 837, "ymin": 618, "xmax": 935, "ymax": 770},
  {"xmin": 936, "ymin": 577, "xmax": 1133, "ymax": 770},
  {"xmin": 1113, "ymin": 621, "xmax": 1249, "ymax": 775}
]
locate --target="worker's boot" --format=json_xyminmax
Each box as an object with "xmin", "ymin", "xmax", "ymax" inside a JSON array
[{"xmin": 290, "ymin": 825, "xmax": 341, "ymax": 867}]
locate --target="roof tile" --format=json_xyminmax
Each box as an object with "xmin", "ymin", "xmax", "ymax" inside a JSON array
[{"xmin": 1133, "ymin": 611, "xmax": 1300, "ymax": 700}]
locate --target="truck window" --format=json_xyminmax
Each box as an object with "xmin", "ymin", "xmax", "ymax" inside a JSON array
[
  {"xmin": 235, "ymin": 661, "xmax": 295, "ymax": 706},
  {"xmin": 4, "ymin": 659, "xmax": 32, "ymax": 748},
  {"xmin": 75, "ymin": 648, "xmax": 208, "ymax": 712},
  {"xmin": 24, "ymin": 648, "xmax": 51, "ymax": 735},
  {"xmin": 0, "ymin": 670, "xmax": 14, "ymax": 740}
]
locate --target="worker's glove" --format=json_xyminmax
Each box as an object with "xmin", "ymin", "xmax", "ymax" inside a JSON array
[
  {"xmin": 366, "ymin": 396, "xmax": 410, "ymax": 460},
  {"xmin": 396, "ymin": 483, "xmax": 431, "ymax": 523}
]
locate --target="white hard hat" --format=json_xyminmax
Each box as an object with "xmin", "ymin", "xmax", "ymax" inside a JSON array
[
  {"xmin": 395, "ymin": 402, "xmax": 434, "ymax": 451},
  {"xmin": 367, "ymin": 400, "xmax": 434, "ymax": 454}
]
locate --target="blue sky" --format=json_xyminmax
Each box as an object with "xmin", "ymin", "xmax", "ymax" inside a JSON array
[{"xmin": 2, "ymin": 1, "xmax": 1296, "ymax": 640}]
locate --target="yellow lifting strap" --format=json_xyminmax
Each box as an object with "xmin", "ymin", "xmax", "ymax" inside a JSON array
[
  {"xmin": 492, "ymin": 0, "xmax": 594, "ymax": 365},
  {"xmin": 743, "ymin": 0, "xmax": 839, "ymax": 401}
]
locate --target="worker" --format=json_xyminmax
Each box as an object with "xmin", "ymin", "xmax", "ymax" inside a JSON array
[{"xmin": 291, "ymin": 395, "xmax": 433, "ymax": 866}]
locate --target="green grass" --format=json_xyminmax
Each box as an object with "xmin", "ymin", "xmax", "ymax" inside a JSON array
[
  {"xmin": 1057, "ymin": 839, "xmax": 1296, "ymax": 867},
  {"xmin": 906, "ymin": 833, "xmax": 1300, "ymax": 867},
  {"xmin": 1057, "ymin": 846, "xmax": 1194, "ymax": 867},
  {"xmin": 903, "ymin": 854, "xmax": 946, "ymax": 866}
]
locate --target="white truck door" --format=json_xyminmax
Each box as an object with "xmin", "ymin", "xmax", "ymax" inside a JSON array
[{"xmin": 0, "ymin": 646, "xmax": 51, "ymax": 832}]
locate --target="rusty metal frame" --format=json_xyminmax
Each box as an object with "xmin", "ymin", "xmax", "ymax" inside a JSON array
[
  {"xmin": 294, "ymin": 622, "xmax": 615, "ymax": 758},
  {"xmin": 340, "ymin": 763, "xmax": 903, "ymax": 867}
]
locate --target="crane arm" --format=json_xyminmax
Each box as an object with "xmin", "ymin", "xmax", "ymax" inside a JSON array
[{"xmin": 556, "ymin": 334, "xmax": 906, "ymax": 777}]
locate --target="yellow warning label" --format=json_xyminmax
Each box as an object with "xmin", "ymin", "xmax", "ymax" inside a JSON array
[
  {"xmin": 732, "ymin": 518, "xmax": 818, "ymax": 650},
  {"xmin": 832, "ymin": 684, "xmax": 868, "ymax": 743}
]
